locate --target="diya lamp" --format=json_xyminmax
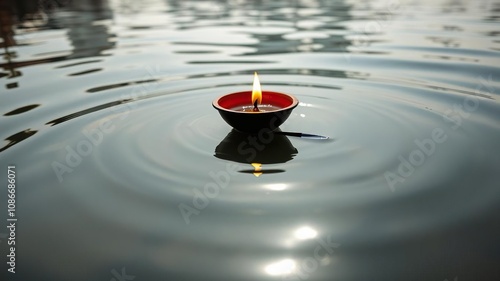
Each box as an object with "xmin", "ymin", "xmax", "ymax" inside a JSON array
[
  {"xmin": 213, "ymin": 73, "xmax": 328, "ymax": 177},
  {"xmin": 212, "ymin": 72, "xmax": 299, "ymax": 133}
]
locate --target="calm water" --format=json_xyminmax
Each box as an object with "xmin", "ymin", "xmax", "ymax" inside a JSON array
[{"xmin": 1, "ymin": 0, "xmax": 500, "ymax": 280}]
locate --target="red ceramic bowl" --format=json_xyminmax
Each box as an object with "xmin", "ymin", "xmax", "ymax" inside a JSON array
[{"xmin": 213, "ymin": 91, "xmax": 299, "ymax": 133}]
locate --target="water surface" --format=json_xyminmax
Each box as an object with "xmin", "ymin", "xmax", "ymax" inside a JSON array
[{"xmin": 1, "ymin": 0, "xmax": 500, "ymax": 280}]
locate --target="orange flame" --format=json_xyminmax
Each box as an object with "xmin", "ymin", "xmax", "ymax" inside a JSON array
[{"xmin": 252, "ymin": 72, "xmax": 262, "ymax": 106}]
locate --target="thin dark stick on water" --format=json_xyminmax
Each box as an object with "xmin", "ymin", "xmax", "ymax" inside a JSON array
[{"xmin": 274, "ymin": 131, "xmax": 329, "ymax": 140}]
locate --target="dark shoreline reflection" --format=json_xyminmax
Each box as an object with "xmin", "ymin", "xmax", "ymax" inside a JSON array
[{"xmin": 214, "ymin": 128, "xmax": 298, "ymax": 165}]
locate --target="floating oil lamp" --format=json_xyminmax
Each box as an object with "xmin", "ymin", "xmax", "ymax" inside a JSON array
[{"xmin": 213, "ymin": 72, "xmax": 299, "ymax": 133}]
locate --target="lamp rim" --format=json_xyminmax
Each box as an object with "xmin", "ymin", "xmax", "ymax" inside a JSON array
[{"xmin": 212, "ymin": 90, "xmax": 299, "ymax": 114}]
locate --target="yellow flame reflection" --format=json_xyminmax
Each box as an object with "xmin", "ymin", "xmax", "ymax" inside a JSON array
[{"xmin": 251, "ymin": 163, "xmax": 262, "ymax": 177}]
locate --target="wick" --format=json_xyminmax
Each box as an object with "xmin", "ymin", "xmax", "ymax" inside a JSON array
[{"xmin": 253, "ymin": 100, "xmax": 259, "ymax": 112}]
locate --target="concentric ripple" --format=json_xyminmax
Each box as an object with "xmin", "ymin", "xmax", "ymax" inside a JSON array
[
  {"xmin": 1, "ymin": 0, "xmax": 500, "ymax": 280},
  {"xmin": 10, "ymin": 75, "xmax": 499, "ymax": 280}
]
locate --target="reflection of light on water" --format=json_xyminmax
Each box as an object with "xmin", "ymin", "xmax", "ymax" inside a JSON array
[
  {"xmin": 283, "ymin": 226, "xmax": 318, "ymax": 247},
  {"xmin": 251, "ymin": 163, "xmax": 262, "ymax": 177},
  {"xmin": 299, "ymin": 102, "xmax": 313, "ymax": 107},
  {"xmin": 297, "ymin": 43, "xmax": 323, "ymax": 52},
  {"xmin": 294, "ymin": 226, "xmax": 318, "ymax": 240},
  {"xmin": 283, "ymin": 238, "xmax": 295, "ymax": 248},
  {"xmin": 300, "ymin": 113, "xmax": 306, "ymax": 118},
  {"xmin": 265, "ymin": 183, "xmax": 287, "ymax": 191},
  {"xmin": 264, "ymin": 259, "xmax": 296, "ymax": 276}
]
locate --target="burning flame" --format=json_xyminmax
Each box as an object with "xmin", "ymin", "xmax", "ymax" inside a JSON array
[{"xmin": 252, "ymin": 72, "xmax": 262, "ymax": 106}]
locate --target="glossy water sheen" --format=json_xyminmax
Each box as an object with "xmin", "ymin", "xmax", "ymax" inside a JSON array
[{"xmin": 1, "ymin": 0, "xmax": 500, "ymax": 280}]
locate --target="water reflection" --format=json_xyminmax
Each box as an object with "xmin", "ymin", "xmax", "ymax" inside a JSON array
[
  {"xmin": 0, "ymin": 0, "xmax": 21, "ymax": 87},
  {"xmin": 1, "ymin": 0, "xmax": 115, "ymax": 89},
  {"xmin": 264, "ymin": 259, "xmax": 297, "ymax": 276},
  {"xmin": 263, "ymin": 183, "xmax": 288, "ymax": 191},
  {"xmin": 214, "ymin": 129, "xmax": 298, "ymax": 176},
  {"xmin": 264, "ymin": 226, "xmax": 321, "ymax": 277},
  {"xmin": 214, "ymin": 129, "xmax": 298, "ymax": 163},
  {"xmin": 294, "ymin": 226, "xmax": 318, "ymax": 240},
  {"xmin": 1, "ymin": 0, "xmax": 500, "ymax": 280},
  {"xmin": 3, "ymin": 103, "xmax": 40, "ymax": 115},
  {"xmin": 62, "ymin": 0, "xmax": 115, "ymax": 60},
  {"xmin": 168, "ymin": 0, "xmax": 353, "ymax": 56},
  {"xmin": 0, "ymin": 128, "xmax": 37, "ymax": 152}
]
